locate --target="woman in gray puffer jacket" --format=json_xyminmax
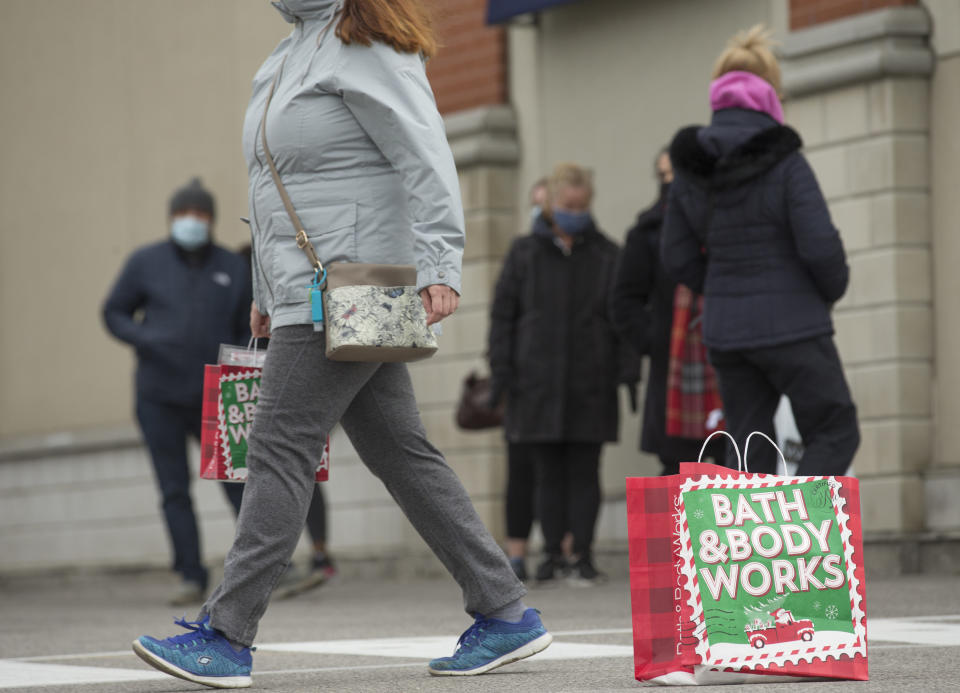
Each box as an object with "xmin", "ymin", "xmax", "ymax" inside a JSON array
[{"xmin": 133, "ymin": 1, "xmax": 551, "ymax": 687}]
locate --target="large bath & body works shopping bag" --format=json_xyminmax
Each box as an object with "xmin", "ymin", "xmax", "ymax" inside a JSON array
[{"xmin": 627, "ymin": 432, "xmax": 867, "ymax": 685}]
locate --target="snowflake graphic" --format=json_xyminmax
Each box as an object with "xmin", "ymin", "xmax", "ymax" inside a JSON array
[
  {"xmin": 825, "ymin": 604, "xmax": 839, "ymax": 620},
  {"xmin": 813, "ymin": 601, "xmax": 822, "ymax": 611},
  {"xmin": 693, "ymin": 508, "xmax": 705, "ymax": 520}
]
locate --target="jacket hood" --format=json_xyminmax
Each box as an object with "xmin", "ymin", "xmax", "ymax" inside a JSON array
[
  {"xmin": 271, "ymin": 0, "xmax": 340, "ymax": 23},
  {"xmin": 670, "ymin": 116, "xmax": 802, "ymax": 191}
]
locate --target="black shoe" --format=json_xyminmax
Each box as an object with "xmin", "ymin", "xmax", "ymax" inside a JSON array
[
  {"xmin": 535, "ymin": 555, "xmax": 568, "ymax": 583},
  {"xmin": 568, "ymin": 556, "xmax": 607, "ymax": 586}
]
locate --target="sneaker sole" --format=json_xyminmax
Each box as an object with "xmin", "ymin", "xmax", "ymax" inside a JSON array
[
  {"xmin": 131, "ymin": 639, "xmax": 252, "ymax": 689},
  {"xmin": 427, "ymin": 631, "xmax": 553, "ymax": 676}
]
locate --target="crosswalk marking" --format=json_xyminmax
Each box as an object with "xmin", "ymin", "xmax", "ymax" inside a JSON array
[{"xmin": 3, "ymin": 617, "xmax": 959, "ymax": 690}]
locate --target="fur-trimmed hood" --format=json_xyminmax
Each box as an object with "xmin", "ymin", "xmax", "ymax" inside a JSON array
[{"xmin": 670, "ymin": 114, "xmax": 803, "ymax": 191}]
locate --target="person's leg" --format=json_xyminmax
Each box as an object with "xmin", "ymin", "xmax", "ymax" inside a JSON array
[
  {"xmin": 184, "ymin": 404, "xmax": 245, "ymax": 516},
  {"xmin": 136, "ymin": 397, "xmax": 207, "ymax": 589},
  {"xmin": 204, "ymin": 326, "xmax": 379, "ymax": 646},
  {"xmin": 304, "ymin": 483, "xmax": 327, "ymax": 549},
  {"xmin": 757, "ymin": 336, "xmax": 860, "ymax": 476},
  {"xmin": 708, "ymin": 349, "xmax": 781, "ymax": 474},
  {"xmin": 564, "ymin": 443, "xmax": 602, "ymax": 560},
  {"xmin": 339, "ymin": 362, "xmax": 526, "ymax": 617},
  {"xmin": 532, "ymin": 443, "xmax": 566, "ymax": 558},
  {"xmin": 505, "ymin": 442, "xmax": 536, "ymax": 572}
]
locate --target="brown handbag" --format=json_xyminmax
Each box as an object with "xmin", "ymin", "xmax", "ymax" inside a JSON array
[{"xmin": 455, "ymin": 372, "xmax": 505, "ymax": 430}]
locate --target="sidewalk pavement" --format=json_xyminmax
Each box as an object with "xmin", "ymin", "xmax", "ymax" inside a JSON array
[{"xmin": 1, "ymin": 566, "xmax": 958, "ymax": 692}]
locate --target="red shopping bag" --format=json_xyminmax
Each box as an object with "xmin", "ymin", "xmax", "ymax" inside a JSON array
[
  {"xmin": 200, "ymin": 363, "xmax": 330, "ymax": 482},
  {"xmin": 627, "ymin": 433, "xmax": 868, "ymax": 685}
]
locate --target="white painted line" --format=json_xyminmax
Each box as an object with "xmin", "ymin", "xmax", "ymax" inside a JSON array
[
  {"xmin": 867, "ymin": 617, "xmax": 960, "ymax": 646},
  {"xmin": 257, "ymin": 636, "xmax": 632, "ymax": 661},
  {"xmin": 0, "ymin": 661, "xmax": 165, "ymax": 689}
]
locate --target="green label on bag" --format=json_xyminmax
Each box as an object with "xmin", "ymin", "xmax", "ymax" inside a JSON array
[
  {"xmin": 220, "ymin": 375, "xmax": 260, "ymax": 469},
  {"xmin": 684, "ymin": 480, "xmax": 854, "ymax": 647}
]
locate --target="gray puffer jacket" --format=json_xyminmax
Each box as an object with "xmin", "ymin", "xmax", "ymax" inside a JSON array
[{"xmin": 245, "ymin": 0, "xmax": 465, "ymax": 330}]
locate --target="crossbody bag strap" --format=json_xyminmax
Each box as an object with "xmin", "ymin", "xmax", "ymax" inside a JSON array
[{"xmin": 260, "ymin": 57, "xmax": 324, "ymax": 272}]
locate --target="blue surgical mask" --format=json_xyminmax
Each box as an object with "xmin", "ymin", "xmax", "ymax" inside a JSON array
[
  {"xmin": 529, "ymin": 204, "xmax": 542, "ymax": 222},
  {"xmin": 552, "ymin": 209, "xmax": 593, "ymax": 235},
  {"xmin": 171, "ymin": 215, "xmax": 210, "ymax": 250}
]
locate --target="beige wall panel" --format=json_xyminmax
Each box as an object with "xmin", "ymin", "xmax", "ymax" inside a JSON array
[
  {"xmin": 930, "ymin": 57, "xmax": 960, "ymax": 467},
  {"xmin": 0, "ymin": 1, "xmax": 289, "ymax": 437}
]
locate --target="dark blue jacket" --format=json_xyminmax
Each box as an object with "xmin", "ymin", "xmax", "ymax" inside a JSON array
[
  {"xmin": 103, "ymin": 241, "xmax": 252, "ymax": 406},
  {"xmin": 661, "ymin": 109, "xmax": 849, "ymax": 351}
]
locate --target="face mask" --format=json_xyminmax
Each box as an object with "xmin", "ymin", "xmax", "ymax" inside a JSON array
[
  {"xmin": 552, "ymin": 209, "xmax": 592, "ymax": 235},
  {"xmin": 659, "ymin": 182, "xmax": 671, "ymax": 201},
  {"xmin": 171, "ymin": 215, "xmax": 210, "ymax": 251},
  {"xmin": 529, "ymin": 204, "xmax": 542, "ymax": 222}
]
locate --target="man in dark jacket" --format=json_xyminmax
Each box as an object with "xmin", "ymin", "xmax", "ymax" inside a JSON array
[
  {"xmin": 103, "ymin": 178, "xmax": 250, "ymax": 605},
  {"xmin": 661, "ymin": 67, "xmax": 860, "ymax": 476},
  {"xmin": 488, "ymin": 163, "xmax": 639, "ymax": 584},
  {"xmin": 612, "ymin": 149, "xmax": 724, "ymax": 474}
]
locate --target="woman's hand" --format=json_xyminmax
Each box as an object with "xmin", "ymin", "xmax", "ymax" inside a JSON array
[
  {"xmin": 250, "ymin": 301, "xmax": 271, "ymax": 338},
  {"xmin": 420, "ymin": 285, "xmax": 460, "ymax": 325}
]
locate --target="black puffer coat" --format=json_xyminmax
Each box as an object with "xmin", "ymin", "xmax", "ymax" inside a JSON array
[
  {"xmin": 611, "ymin": 192, "xmax": 678, "ymax": 455},
  {"xmin": 661, "ymin": 108, "xmax": 849, "ymax": 351},
  {"xmin": 488, "ymin": 217, "xmax": 637, "ymax": 443}
]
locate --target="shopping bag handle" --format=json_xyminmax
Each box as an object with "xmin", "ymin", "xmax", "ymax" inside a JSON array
[
  {"xmin": 743, "ymin": 431, "xmax": 789, "ymax": 476},
  {"xmin": 246, "ymin": 337, "xmax": 259, "ymax": 357},
  {"xmin": 697, "ymin": 430, "xmax": 742, "ymax": 470}
]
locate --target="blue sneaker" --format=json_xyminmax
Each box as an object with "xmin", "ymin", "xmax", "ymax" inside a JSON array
[
  {"xmin": 428, "ymin": 608, "xmax": 553, "ymax": 676},
  {"xmin": 132, "ymin": 615, "xmax": 253, "ymax": 689}
]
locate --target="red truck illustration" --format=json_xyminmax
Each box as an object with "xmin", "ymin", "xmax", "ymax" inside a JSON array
[{"xmin": 744, "ymin": 608, "xmax": 814, "ymax": 649}]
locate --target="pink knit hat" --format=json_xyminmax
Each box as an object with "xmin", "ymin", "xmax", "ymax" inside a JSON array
[{"xmin": 709, "ymin": 70, "xmax": 784, "ymax": 124}]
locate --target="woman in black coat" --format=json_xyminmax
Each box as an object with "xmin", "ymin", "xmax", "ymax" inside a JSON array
[
  {"xmin": 661, "ymin": 25, "xmax": 859, "ymax": 476},
  {"xmin": 488, "ymin": 162, "xmax": 638, "ymax": 584},
  {"xmin": 611, "ymin": 151, "xmax": 724, "ymax": 474}
]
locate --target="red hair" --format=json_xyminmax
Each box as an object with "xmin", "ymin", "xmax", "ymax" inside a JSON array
[{"xmin": 337, "ymin": 0, "xmax": 438, "ymax": 58}]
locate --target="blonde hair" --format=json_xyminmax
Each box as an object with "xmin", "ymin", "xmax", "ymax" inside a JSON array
[
  {"xmin": 712, "ymin": 24, "xmax": 781, "ymax": 93},
  {"xmin": 547, "ymin": 162, "xmax": 594, "ymax": 204}
]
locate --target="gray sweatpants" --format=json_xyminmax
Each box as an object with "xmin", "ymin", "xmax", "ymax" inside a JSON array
[{"xmin": 204, "ymin": 325, "xmax": 525, "ymax": 646}]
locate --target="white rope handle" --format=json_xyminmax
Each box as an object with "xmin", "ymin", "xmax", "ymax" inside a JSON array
[
  {"xmin": 246, "ymin": 336, "xmax": 259, "ymax": 357},
  {"xmin": 744, "ymin": 431, "xmax": 789, "ymax": 476},
  {"xmin": 697, "ymin": 430, "xmax": 742, "ymax": 471}
]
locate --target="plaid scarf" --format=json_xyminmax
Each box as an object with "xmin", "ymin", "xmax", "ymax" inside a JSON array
[{"xmin": 665, "ymin": 285, "xmax": 724, "ymax": 438}]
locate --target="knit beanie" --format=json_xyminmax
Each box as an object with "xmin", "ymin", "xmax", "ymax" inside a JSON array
[{"xmin": 169, "ymin": 177, "xmax": 216, "ymax": 218}]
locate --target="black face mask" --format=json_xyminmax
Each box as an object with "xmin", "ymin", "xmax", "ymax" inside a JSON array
[{"xmin": 659, "ymin": 182, "xmax": 671, "ymax": 201}]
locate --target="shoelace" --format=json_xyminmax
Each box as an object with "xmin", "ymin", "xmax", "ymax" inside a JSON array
[
  {"xmin": 164, "ymin": 617, "xmax": 218, "ymax": 648},
  {"xmin": 454, "ymin": 617, "xmax": 490, "ymax": 653}
]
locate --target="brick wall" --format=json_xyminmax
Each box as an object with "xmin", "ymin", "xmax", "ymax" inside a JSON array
[
  {"xmin": 427, "ymin": 0, "xmax": 506, "ymax": 115},
  {"xmin": 790, "ymin": 0, "xmax": 918, "ymax": 29}
]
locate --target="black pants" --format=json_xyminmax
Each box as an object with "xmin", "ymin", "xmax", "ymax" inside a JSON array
[
  {"xmin": 709, "ymin": 335, "xmax": 860, "ymax": 476},
  {"xmin": 528, "ymin": 442, "xmax": 602, "ymax": 558},
  {"xmin": 304, "ymin": 484, "xmax": 327, "ymax": 545},
  {"xmin": 505, "ymin": 443, "xmax": 536, "ymax": 540},
  {"xmin": 136, "ymin": 397, "xmax": 244, "ymax": 587}
]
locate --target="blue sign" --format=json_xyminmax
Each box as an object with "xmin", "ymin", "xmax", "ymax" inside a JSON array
[{"xmin": 486, "ymin": 0, "xmax": 581, "ymax": 24}]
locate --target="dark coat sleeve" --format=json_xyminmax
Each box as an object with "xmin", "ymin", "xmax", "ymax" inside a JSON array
[
  {"xmin": 611, "ymin": 224, "xmax": 657, "ymax": 356},
  {"xmin": 102, "ymin": 252, "xmax": 147, "ymax": 348},
  {"xmin": 660, "ymin": 180, "xmax": 707, "ymax": 293},
  {"xmin": 487, "ymin": 241, "xmax": 523, "ymax": 399},
  {"xmin": 784, "ymin": 153, "xmax": 850, "ymax": 303}
]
